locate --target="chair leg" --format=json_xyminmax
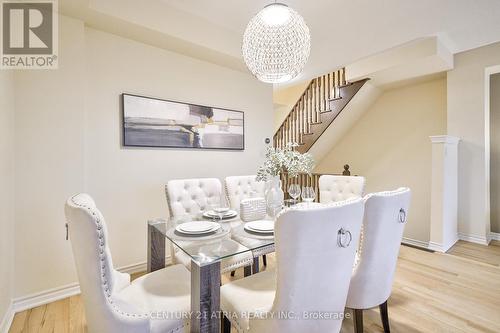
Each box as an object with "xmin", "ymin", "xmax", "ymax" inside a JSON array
[
  {"xmin": 353, "ymin": 309, "xmax": 363, "ymax": 333},
  {"xmin": 262, "ymin": 254, "xmax": 267, "ymax": 266},
  {"xmin": 252, "ymin": 257, "xmax": 259, "ymax": 274},
  {"xmin": 230, "ymin": 270, "xmax": 235, "ymax": 277},
  {"xmin": 379, "ymin": 301, "xmax": 390, "ymax": 333},
  {"xmin": 222, "ymin": 314, "xmax": 231, "ymax": 333}
]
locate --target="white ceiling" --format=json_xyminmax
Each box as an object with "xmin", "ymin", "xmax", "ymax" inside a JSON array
[
  {"xmin": 163, "ymin": 0, "xmax": 500, "ymax": 86},
  {"xmin": 63, "ymin": 0, "xmax": 500, "ymax": 87}
]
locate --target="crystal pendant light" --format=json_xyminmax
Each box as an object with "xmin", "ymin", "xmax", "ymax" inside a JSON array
[{"xmin": 242, "ymin": 2, "xmax": 311, "ymax": 84}]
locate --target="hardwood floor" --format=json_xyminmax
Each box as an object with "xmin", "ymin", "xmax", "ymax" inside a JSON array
[
  {"xmin": 9, "ymin": 242, "xmax": 500, "ymax": 332},
  {"xmin": 447, "ymin": 240, "xmax": 500, "ymax": 267}
]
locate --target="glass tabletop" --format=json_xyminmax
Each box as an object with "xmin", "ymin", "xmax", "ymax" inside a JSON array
[{"xmin": 149, "ymin": 213, "xmax": 276, "ymax": 267}]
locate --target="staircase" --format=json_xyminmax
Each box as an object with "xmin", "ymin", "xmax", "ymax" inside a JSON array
[{"xmin": 273, "ymin": 68, "xmax": 369, "ymax": 153}]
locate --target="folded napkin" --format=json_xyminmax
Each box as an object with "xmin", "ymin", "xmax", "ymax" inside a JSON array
[{"xmin": 240, "ymin": 197, "xmax": 266, "ymax": 222}]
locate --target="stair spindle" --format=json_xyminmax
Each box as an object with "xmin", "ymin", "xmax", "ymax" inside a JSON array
[
  {"xmin": 319, "ymin": 77, "xmax": 323, "ymax": 115},
  {"xmin": 293, "ymin": 108, "xmax": 297, "ymax": 144},
  {"xmin": 334, "ymin": 71, "xmax": 337, "ymax": 99},
  {"xmin": 286, "ymin": 118, "xmax": 289, "ymax": 145},
  {"xmin": 306, "ymin": 91, "xmax": 310, "ymax": 132},
  {"xmin": 294, "ymin": 107, "xmax": 298, "ymax": 144},
  {"xmin": 324, "ymin": 75, "xmax": 328, "ymax": 111},
  {"xmin": 302, "ymin": 92, "xmax": 307, "ymax": 137},
  {"xmin": 318, "ymin": 76, "xmax": 322, "ymax": 115}
]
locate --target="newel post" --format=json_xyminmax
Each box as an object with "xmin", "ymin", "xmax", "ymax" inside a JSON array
[
  {"xmin": 343, "ymin": 164, "xmax": 351, "ymax": 176},
  {"xmin": 429, "ymin": 135, "xmax": 460, "ymax": 252}
]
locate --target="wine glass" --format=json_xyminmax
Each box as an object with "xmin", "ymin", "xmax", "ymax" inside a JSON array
[
  {"xmin": 213, "ymin": 195, "xmax": 229, "ymax": 222},
  {"xmin": 208, "ymin": 201, "xmax": 219, "ymax": 222},
  {"xmin": 288, "ymin": 184, "xmax": 301, "ymax": 204},
  {"xmin": 301, "ymin": 186, "xmax": 316, "ymax": 205}
]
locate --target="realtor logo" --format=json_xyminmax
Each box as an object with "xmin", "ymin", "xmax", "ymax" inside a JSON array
[{"xmin": 1, "ymin": 0, "xmax": 58, "ymax": 69}]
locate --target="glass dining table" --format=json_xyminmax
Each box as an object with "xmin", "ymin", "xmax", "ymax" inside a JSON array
[{"xmin": 146, "ymin": 213, "xmax": 276, "ymax": 333}]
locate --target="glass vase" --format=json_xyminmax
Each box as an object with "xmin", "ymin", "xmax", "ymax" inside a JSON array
[{"xmin": 265, "ymin": 176, "xmax": 284, "ymax": 219}]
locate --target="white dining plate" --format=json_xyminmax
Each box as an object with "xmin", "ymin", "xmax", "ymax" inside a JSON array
[
  {"xmin": 176, "ymin": 227, "xmax": 220, "ymax": 235},
  {"xmin": 177, "ymin": 221, "xmax": 219, "ymax": 234},
  {"xmin": 203, "ymin": 210, "xmax": 238, "ymax": 219},
  {"xmin": 244, "ymin": 220, "xmax": 275, "ymax": 233}
]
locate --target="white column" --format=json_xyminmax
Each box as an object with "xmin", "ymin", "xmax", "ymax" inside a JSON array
[{"xmin": 429, "ymin": 135, "xmax": 460, "ymax": 252}]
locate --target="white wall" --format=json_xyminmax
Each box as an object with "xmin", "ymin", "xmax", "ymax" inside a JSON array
[
  {"xmin": 12, "ymin": 16, "xmax": 273, "ymax": 298},
  {"xmin": 490, "ymin": 73, "xmax": 500, "ymax": 233},
  {"xmin": 13, "ymin": 16, "xmax": 86, "ymax": 298},
  {"xmin": 447, "ymin": 41, "xmax": 500, "ymax": 242},
  {"xmin": 315, "ymin": 78, "xmax": 447, "ymax": 243},
  {"xmin": 0, "ymin": 71, "xmax": 14, "ymax": 324},
  {"xmin": 273, "ymin": 81, "xmax": 309, "ymax": 131},
  {"xmin": 83, "ymin": 28, "xmax": 272, "ymax": 272}
]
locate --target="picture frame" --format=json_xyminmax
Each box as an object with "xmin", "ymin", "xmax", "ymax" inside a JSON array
[{"xmin": 122, "ymin": 93, "xmax": 245, "ymax": 150}]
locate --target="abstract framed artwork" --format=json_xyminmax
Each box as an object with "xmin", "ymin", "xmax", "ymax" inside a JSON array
[{"xmin": 122, "ymin": 93, "xmax": 244, "ymax": 150}]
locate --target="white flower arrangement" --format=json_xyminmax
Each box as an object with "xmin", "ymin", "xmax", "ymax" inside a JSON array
[{"xmin": 256, "ymin": 143, "xmax": 315, "ymax": 181}]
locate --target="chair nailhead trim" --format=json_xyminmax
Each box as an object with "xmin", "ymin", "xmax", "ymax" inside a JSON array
[
  {"xmin": 221, "ymin": 258, "xmax": 254, "ymax": 273},
  {"xmin": 252, "ymin": 244, "xmax": 275, "ymax": 257},
  {"xmin": 70, "ymin": 196, "xmax": 149, "ymax": 319}
]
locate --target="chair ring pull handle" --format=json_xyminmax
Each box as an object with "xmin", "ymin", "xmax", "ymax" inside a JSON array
[
  {"xmin": 337, "ymin": 228, "xmax": 352, "ymax": 248},
  {"xmin": 399, "ymin": 208, "xmax": 407, "ymax": 223}
]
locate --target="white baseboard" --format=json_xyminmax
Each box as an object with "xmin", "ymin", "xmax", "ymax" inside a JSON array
[
  {"xmin": 402, "ymin": 237, "xmax": 430, "ymax": 249},
  {"xmin": 428, "ymin": 241, "xmax": 444, "ymax": 252},
  {"xmin": 0, "ymin": 301, "xmax": 14, "ymax": 333},
  {"xmin": 118, "ymin": 261, "xmax": 148, "ymax": 275},
  {"xmin": 458, "ymin": 232, "xmax": 490, "ymax": 245},
  {"xmin": 10, "ymin": 258, "xmax": 168, "ymax": 317},
  {"xmin": 12, "ymin": 282, "xmax": 81, "ymax": 313},
  {"xmin": 490, "ymin": 232, "xmax": 500, "ymax": 241}
]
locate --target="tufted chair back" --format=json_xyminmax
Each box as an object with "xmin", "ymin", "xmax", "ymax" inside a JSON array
[
  {"xmin": 65, "ymin": 194, "xmax": 149, "ymax": 333},
  {"xmin": 224, "ymin": 175, "xmax": 266, "ymax": 211},
  {"xmin": 166, "ymin": 178, "xmax": 222, "ymax": 218},
  {"xmin": 346, "ymin": 188, "xmax": 411, "ymax": 309},
  {"xmin": 319, "ymin": 175, "xmax": 366, "ymax": 203},
  {"xmin": 253, "ymin": 199, "xmax": 364, "ymax": 333}
]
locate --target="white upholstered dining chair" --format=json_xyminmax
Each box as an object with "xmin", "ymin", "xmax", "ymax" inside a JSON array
[
  {"xmin": 319, "ymin": 175, "xmax": 366, "ymax": 203},
  {"xmin": 224, "ymin": 175, "xmax": 270, "ymax": 270},
  {"xmin": 224, "ymin": 175, "xmax": 266, "ymax": 211},
  {"xmin": 166, "ymin": 178, "xmax": 222, "ymax": 218},
  {"xmin": 165, "ymin": 178, "xmax": 253, "ymax": 274},
  {"xmin": 220, "ymin": 198, "xmax": 365, "ymax": 333},
  {"xmin": 346, "ymin": 188, "xmax": 411, "ymax": 333},
  {"xmin": 65, "ymin": 194, "xmax": 190, "ymax": 333}
]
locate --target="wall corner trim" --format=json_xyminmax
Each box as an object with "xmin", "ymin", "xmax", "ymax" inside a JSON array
[{"xmin": 428, "ymin": 237, "xmax": 458, "ymax": 253}]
